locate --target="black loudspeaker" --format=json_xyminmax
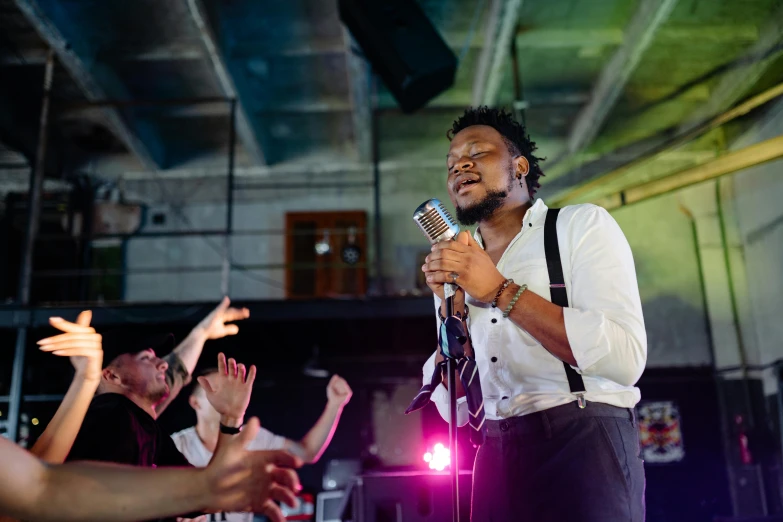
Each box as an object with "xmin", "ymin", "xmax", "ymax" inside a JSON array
[
  {"xmin": 343, "ymin": 470, "xmax": 472, "ymax": 522},
  {"xmin": 338, "ymin": 0, "xmax": 457, "ymax": 113}
]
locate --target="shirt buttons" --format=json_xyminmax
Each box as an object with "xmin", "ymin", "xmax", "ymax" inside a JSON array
[
  {"xmin": 491, "ymin": 318, "xmax": 497, "ymax": 324},
  {"xmin": 491, "ymin": 356, "xmax": 498, "ymax": 363}
]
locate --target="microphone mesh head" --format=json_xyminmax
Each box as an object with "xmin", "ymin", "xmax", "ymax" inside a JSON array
[{"xmin": 412, "ymin": 198, "xmax": 460, "ymax": 244}]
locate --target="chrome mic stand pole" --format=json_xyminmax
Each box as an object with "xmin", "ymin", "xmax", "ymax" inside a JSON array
[{"xmin": 445, "ymin": 292, "xmax": 459, "ymax": 522}]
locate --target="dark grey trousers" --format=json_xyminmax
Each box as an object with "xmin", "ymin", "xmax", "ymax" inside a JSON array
[{"xmin": 471, "ymin": 401, "xmax": 646, "ymax": 522}]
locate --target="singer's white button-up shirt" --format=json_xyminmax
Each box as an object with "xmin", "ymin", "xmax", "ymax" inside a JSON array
[{"xmin": 422, "ymin": 199, "xmax": 647, "ymax": 424}]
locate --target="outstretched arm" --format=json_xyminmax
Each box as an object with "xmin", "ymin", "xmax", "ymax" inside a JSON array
[
  {"xmin": 176, "ymin": 297, "xmax": 250, "ymax": 375},
  {"xmin": 0, "ymin": 419, "xmax": 301, "ymax": 522},
  {"xmin": 156, "ymin": 297, "xmax": 250, "ymax": 415},
  {"xmin": 287, "ymin": 375, "xmax": 352, "ymax": 464},
  {"xmin": 31, "ymin": 311, "xmax": 102, "ymax": 464}
]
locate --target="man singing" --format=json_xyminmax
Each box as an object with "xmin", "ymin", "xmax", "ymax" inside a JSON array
[{"xmin": 420, "ymin": 107, "xmax": 647, "ymax": 522}]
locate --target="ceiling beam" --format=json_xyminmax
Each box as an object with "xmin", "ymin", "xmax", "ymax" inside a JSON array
[
  {"xmin": 184, "ymin": 0, "xmax": 266, "ymax": 165},
  {"xmin": 0, "ymin": 170, "xmax": 71, "ymax": 193},
  {"xmin": 596, "ymin": 134, "xmax": 783, "ymax": 211},
  {"xmin": 515, "ymin": 25, "xmax": 758, "ymax": 49},
  {"xmin": 549, "ymin": 80, "xmax": 783, "ymax": 205},
  {"xmin": 676, "ymin": 4, "xmax": 783, "ymax": 136},
  {"xmin": 342, "ymin": 30, "xmax": 372, "ymax": 163},
  {"xmin": 117, "ymin": 158, "xmax": 449, "ymax": 182},
  {"xmin": 2, "ymin": 25, "xmax": 761, "ymax": 67},
  {"xmin": 1, "ymin": 43, "xmax": 205, "ymax": 65},
  {"xmin": 565, "ymin": 0, "xmax": 678, "ymax": 156},
  {"xmin": 472, "ymin": 0, "xmax": 523, "ymax": 107},
  {"xmin": 471, "ymin": 0, "xmax": 502, "ymax": 106},
  {"xmin": 12, "ymin": 0, "xmax": 163, "ymax": 170}
]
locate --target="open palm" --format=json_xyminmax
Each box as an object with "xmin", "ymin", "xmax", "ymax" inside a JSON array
[
  {"xmin": 37, "ymin": 311, "xmax": 103, "ymax": 382},
  {"xmin": 198, "ymin": 353, "xmax": 256, "ymax": 419}
]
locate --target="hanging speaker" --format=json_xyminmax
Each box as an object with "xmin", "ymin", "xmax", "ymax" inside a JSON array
[{"xmin": 338, "ymin": 0, "xmax": 458, "ymax": 113}]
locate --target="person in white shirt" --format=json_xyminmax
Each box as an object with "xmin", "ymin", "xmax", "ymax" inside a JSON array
[
  {"xmin": 172, "ymin": 371, "xmax": 353, "ymax": 522},
  {"xmin": 420, "ymin": 107, "xmax": 647, "ymax": 522}
]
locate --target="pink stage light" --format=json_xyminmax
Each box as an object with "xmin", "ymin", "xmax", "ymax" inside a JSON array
[{"xmin": 423, "ymin": 443, "xmax": 450, "ymax": 471}]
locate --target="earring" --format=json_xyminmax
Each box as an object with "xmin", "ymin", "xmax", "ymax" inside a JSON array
[{"xmin": 518, "ymin": 176, "xmax": 524, "ymax": 188}]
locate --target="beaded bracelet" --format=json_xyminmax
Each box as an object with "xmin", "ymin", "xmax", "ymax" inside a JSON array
[
  {"xmin": 491, "ymin": 279, "xmax": 514, "ymax": 308},
  {"xmin": 502, "ymin": 284, "xmax": 527, "ymax": 318}
]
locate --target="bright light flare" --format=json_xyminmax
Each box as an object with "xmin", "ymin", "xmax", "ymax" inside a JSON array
[{"xmin": 423, "ymin": 443, "xmax": 450, "ymax": 471}]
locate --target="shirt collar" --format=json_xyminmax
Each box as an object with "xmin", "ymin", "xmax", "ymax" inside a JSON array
[{"xmin": 473, "ymin": 199, "xmax": 549, "ymax": 248}]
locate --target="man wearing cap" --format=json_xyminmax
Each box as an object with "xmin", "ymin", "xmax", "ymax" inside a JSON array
[{"xmin": 66, "ymin": 297, "xmax": 249, "ymax": 466}]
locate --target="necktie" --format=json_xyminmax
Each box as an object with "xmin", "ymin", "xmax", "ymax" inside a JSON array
[{"xmin": 406, "ymin": 315, "xmax": 486, "ymax": 446}]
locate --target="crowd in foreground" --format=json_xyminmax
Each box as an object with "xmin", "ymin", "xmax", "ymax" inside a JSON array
[{"xmin": 0, "ymin": 298, "xmax": 352, "ymax": 522}]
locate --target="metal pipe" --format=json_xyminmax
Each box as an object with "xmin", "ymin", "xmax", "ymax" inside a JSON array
[
  {"xmin": 553, "ymin": 80, "xmax": 783, "ymax": 206},
  {"xmin": 510, "ymin": 23, "xmax": 526, "ymax": 128},
  {"xmin": 221, "ymin": 98, "xmax": 237, "ymax": 296},
  {"xmin": 235, "ymin": 181, "xmax": 373, "ymax": 191},
  {"xmin": 680, "ymin": 205, "xmax": 716, "ymax": 369},
  {"xmin": 8, "ymin": 49, "xmax": 55, "ymax": 442},
  {"xmin": 59, "ymin": 96, "xmax": 230, "ymax": 110},
  {"xmin": 715, "ymin": 180, "xmax": 755, "ymax": 428},
  {"xmin": 79, "ymin": 180, "xmax": 95, "ymax": 302},
  {"xmin": 371, "ymin": 74, "xmax": 383, "ymax": 295},
  {"xmin": 36, "ymin": 227, "xmax": 370, "ymax": 241},
  {"xmin": 0, "ymin": 394, "xmax": 65, "ymax": 403},
  {"xmin": 597, "ymin": 134, "xmax": 783, "ymax": 211},
  {"xmin": 31, "ymin": 262, "xmax": 369, "ymax": 278}
]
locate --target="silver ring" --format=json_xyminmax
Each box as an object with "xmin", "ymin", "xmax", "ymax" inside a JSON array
[{"xmin": 450, "ymin": 272, "xmax": 459, "ymax": 283}]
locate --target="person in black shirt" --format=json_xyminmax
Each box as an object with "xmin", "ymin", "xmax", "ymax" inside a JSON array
[
  {"xmin": 66, "ymin": 331, "xmax": 192, "ymax": 467},
  {"xmin": 67, "ymin": 297, "xmax": 250, "ymax": 467}
]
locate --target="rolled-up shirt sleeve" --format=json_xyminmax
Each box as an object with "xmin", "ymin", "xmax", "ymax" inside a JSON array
[
  {"xmin": 562, "ymin": 205, "xmax": 647, "ymax": 387},
  {"xmin": 422, "ymin": 325, "xmax": 469, "ymax": 427}
]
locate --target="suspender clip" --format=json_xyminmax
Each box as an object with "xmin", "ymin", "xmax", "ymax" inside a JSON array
[{"xmin": 576, "ymin": 394, "xmax": 587, "ymax": 409}]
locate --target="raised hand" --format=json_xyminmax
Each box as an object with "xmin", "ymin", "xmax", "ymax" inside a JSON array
[
  {"xmin": 37, "ymin": 311, "xmax": 103, "ymax": 383},
  {"xmin": 197, "ymin": 297, "xmax": 250, "ymax": 340},
  {"xmin": 326, "ymin": 375, "xmax": 352, "ymax": 408},
  {"xmin": 198, "ymin": 353, "xmax": 256, "ymax": 422},
  {"xmin": 205, "ymin": 417, "xmax": 302, "ymax": 516}
]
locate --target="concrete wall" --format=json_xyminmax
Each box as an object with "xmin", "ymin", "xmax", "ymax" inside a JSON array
[{"xmin": 123, "ymin": 166, "xmax": 450, "ymax": 302}]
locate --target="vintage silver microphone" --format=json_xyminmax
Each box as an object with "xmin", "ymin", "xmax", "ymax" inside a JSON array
[
  {"xmin": 412, "ymin": 198, "xmax": 461, "ymax": 301},
  {"xmin": 412, "ymin": 198, "xmax": 460, "ymax": 244},
  {"xmin": 412, "ymin": 197, "xmax": 462, "ymax": 522}
]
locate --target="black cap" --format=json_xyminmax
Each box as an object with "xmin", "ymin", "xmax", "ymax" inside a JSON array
[{"xmin": 100, "ymin": 330, "xmax": 176, "ymax": 368}]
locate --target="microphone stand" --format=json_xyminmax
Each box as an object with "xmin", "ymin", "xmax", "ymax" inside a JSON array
[{"xmin": 445, "ymin": 289, "xmax": 460, "ymax": 522}]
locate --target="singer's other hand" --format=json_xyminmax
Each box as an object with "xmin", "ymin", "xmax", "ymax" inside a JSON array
[{"xmin": 423, "ymin": 230, "xmax": 506, "ymax": 304}]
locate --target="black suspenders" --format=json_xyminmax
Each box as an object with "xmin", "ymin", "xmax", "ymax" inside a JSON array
[{"xmin": 544, "ymin": 208, "xmax": 587, "ymax": 408}]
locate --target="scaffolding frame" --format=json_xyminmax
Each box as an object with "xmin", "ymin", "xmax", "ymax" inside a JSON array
[{"xmin": 0, "ymin": 58, "xmax": 396, "ymax": 441}]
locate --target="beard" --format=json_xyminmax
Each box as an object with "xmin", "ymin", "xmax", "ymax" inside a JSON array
[
  {"xmin": 148, "ymin": 380, "xmax": 170, "ymax": 405},
  {"xmin": 456, "ymin": 189, "xmax": 508, "ymax": 225},
  {"xmin": 455, "ymin": 165, "xmax": 517, "ymax": 226},
  {"xmin": 124, "ymin": 372, "xmax": 169, "ymax": 405}
]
